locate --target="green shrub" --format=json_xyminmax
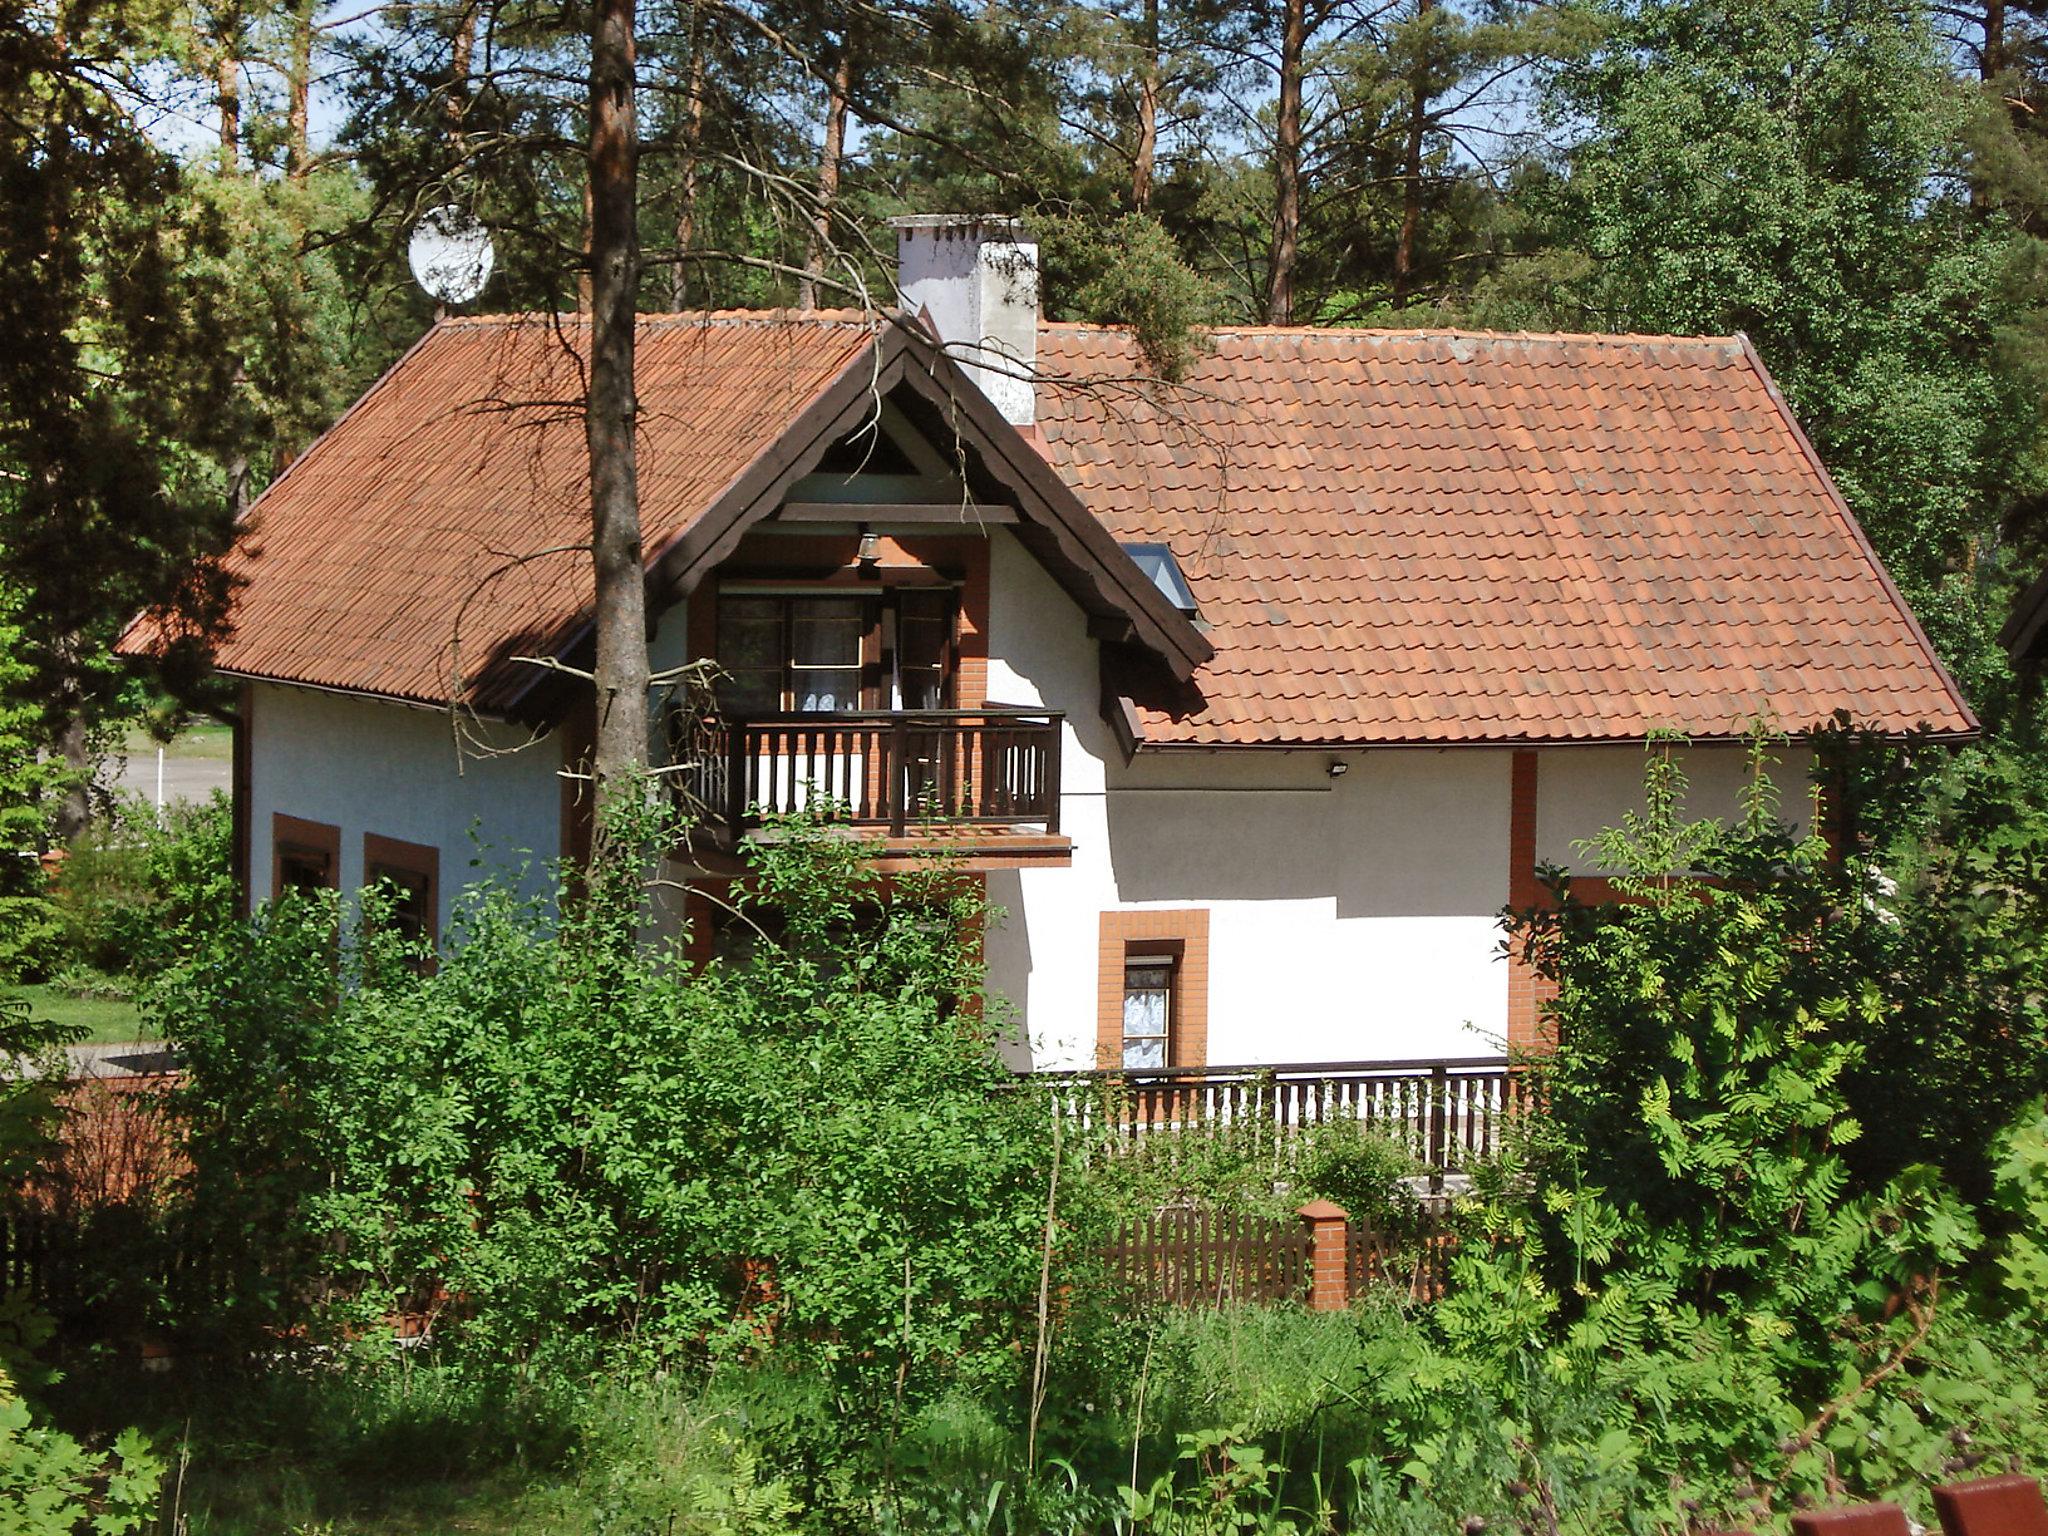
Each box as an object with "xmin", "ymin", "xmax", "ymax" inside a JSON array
[
  {"xmin": 0, "ymin": 576, "xmax": 63, "ymax": 983},
  {"xmin": 51, "ymin": 790, "xmax": 232, "ymax": 979},
  {"xmin": 159, "ymin": 786, "xmax": 1083, "ymax": 1438},
  {"xmin": 0, "ymin": 1365, "xmax": 162, "ymax": 1536}
]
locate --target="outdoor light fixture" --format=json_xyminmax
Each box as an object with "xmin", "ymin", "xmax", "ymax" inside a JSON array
[
  {"xmin": 857, "ymin": 524, "xmax": 881, "ymax": 575},
  {"xmin": 1327, "ymin": 759, "xmax": 1349, "ymax": 779}
]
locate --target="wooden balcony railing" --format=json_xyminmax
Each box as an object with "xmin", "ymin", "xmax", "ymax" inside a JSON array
[
  {"xmin": 674, "ymin": 708, "xmax": 1063, "ymax": 839},
  {"xmin": 1045, "ymin": 1057, "xmax": 1530, "ymax": 1173}
]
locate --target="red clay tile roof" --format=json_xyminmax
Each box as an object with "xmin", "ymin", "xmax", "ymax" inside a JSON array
[
  {"xmin": 127, "ymin": 312, "xmax": 883, "ymax": 712},
  {"xmin": 124, "ymin": 312, "xmax": 1973, "ymax": 747},
  {"xmin": 1033, "ymin": 324, "xmax": 1975, "ymax": 745}
]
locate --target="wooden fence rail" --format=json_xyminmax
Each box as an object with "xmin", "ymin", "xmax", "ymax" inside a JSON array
[
  {"xmin": 1103, "ymin": 1199, "xmax": 1454, "ymax": 1310},
  {"xmin": 1103, "ymin": 1207, "xmax": 1313, "ymax": 1307},
  {"xmin": 1047, "ymin": 1057, "xmax": 1530, "ymax": 1172}
]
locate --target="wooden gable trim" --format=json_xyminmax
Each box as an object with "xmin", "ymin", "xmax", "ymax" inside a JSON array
[{"xmin": 506, "ymin": 317, "xmax": 1210, "ymax": 726}]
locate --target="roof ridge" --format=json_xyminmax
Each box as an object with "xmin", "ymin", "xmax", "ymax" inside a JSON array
[
  {"xmin": 1039, "ymin": 319, "xmax": 1741, "ymax": 347},
  {"xmin": 438, "ymin": 311, "xmax": 1733, "ymax": 347},
  {"xmin": 438, "ymin": 308, "xmax": 886, "ymax": 328}
]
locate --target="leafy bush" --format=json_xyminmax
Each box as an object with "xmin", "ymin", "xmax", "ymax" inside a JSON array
[
  {"xmin": 50, "ymin": 790, "xmax": 232, "ymax": 979},
  {"xmin": 158, "ymin": 787, "xmax": 1082, "ymax": 1442},
  {"xmin": 0, "ymin": 1366, "xmax": 161, "ymax": 1536},
  {"xmin": 1081, "ymin": 1093, "xmax": 1423, "ymax": 1228},
  {"xmin": 1991, "ymin": 1099, "xmax": 2048, "ymax": 1317}
]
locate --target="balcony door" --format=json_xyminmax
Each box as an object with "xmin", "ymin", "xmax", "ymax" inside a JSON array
[{"xmin": 717, "ymin": 588, "xmax": 955, "ymax": 716}]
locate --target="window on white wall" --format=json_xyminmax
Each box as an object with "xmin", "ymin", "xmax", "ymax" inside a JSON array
[{"xmin": 1122, "ymin": 955, "xmax": 1175, "ymax": 1069}]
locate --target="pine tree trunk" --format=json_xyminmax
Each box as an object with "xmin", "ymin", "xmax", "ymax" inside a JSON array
[
  {"xmin": 670, "ymin": 5, "xmax": 706, "ymax": 309},
  {"xmin": 216, "ymin": 50, "xmax": 240, "ymax": 168},
  {"xmin": 286, "ymin": 0, "xmax": 313, "ymax": 179},
  {"xmin": 1131, "ymin": 0, "xmax": 1160, "ymax": 211},
  {"xmin": 1391, "ymin": 0, "xmax": 1434, "ymax": 302},
  {"xmin": 579, "ymin": 175, "xmax": 596, "ymax": 314},
  {"xmin": 586, "ymin": 0, "xmax": 651, "ymax": 805},
  {"xmin": 799, "ymin": 49, "xmax": 852, "ymax": 312},
  {"xmin": 1984, "ymin": 0, "xmax": 2006, "ymax": 79},
  {"xmin": 1264, "ymin": 0, "xmax": 1305, "ymax": 325},
  {"xmin": 448, "ymin": 0, "xmax": 479, "ymax": 151}
]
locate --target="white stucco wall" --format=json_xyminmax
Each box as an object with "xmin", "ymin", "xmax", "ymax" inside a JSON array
[
  {"xmin": 244, "ymin": 539, "xmax": 1831, "ymax": 1064},
  {"xmin": 980, "ymin": 532, "xmax": 1513, "ymax": 1069},
  {"xmin": 1535, "ymin": 741, "xmax": 1815, "ymax": 874},
  {"xmin": 247, "ymin": 682, "xmax": 563, "ymax": 936},
  {"xmin": 977, "ymin": 529, "xmax": 1830, "ymax": 1072}
]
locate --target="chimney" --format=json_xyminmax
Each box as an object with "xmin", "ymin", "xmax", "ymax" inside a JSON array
[{"xmin": 892, "ymin": 215, "xmax": 1039, "ymax": 428}]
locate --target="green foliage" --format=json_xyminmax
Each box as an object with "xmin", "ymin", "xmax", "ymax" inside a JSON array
[
  {"xmin": 1038, "ymin": 212, "xmax": 1220, "ymax": 381},
  {"xmin": 1991, "ymin": 1099, "xmax": 2048, "ymax": 1315},
  {"xmin": 0, "ymin": 1366, "xmax": 162, "ymax": 1536},
  {"xmin": 50, "ymin": 791, "xmax": 235, "ymax": 980},
  {"xmin": 160, "ymin": 788, "xmax": 1071, "ymax": 1435},
  {"xmin": 1840, "ymin": 734, "xmax": 2048, "ymax": 1194},
  {"xmin": 0, "ymin": 578, "xmax": 64, "ymax": 982}
]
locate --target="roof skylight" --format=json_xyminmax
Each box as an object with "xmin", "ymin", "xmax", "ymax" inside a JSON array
[{"xmin": 1121, "ymin": 542, "xmax": 1199, "ymax": 616}]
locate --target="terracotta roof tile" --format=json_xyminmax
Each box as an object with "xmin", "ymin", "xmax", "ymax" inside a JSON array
[
  {"xmin": 126, "ymin": 312, "xmax": 882, "ymax": 711},
  {"xmin": 1032, "ymin": 324, "xmax": 1973, "ymax": 745},
  {"xmin": 123, "ymin": 313, "xmax": 1971, "ymax": 747}
]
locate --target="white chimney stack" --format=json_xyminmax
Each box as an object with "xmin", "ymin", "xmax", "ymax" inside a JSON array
[{"xmin": 892, "ymin": 215, "xmax": 1039, "ymax": 428}]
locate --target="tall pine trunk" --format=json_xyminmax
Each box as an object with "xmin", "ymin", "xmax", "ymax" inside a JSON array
[
  {"xmin": 286, "ymin": 0, "xmax": 313, "ymax": 178},
  {"xmin": 1264, "ymin": 0, "xmax": 1304, "ymax": 325},
  {"xmin": 670, "ymin": 2, "xmax": 706, "ymax": 309},
  {"xmin": 1131, "ymin": 0, "xmax": 1160, "ymax": 210},
  {"xmin": 586, "ymin": 0, "xmax": 651, "ymax": 808},
  {"xmin": 449, "ymin": 0, "xmax": 479, "ymax": 149},
  {"xmin": 216, "ymin": 50, "xmax": 240, "ymax": 167},
  {"xmin": 799, "ymin": 49, "xmax": 852, "ymax": 312},
  {"xmin": 1390, "ymin": 0, "xmax": 1433, "ymax": 301}
]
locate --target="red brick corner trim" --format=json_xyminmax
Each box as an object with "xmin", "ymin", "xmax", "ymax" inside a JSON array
[{"xmin": 1096, "ymin": 909, "xmax": 1210, "ymax": 1068}]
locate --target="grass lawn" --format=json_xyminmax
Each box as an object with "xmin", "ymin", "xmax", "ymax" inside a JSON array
[
  {"xmin": 5, "ymin": 982, "xmax": 151, "ymax": 1045},
  {"xmin": 123, "ymin": 721, "xmax": 233, "ymax": 762}
]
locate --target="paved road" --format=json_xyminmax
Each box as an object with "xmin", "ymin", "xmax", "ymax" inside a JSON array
[
  {"xmin": 65, "ymin": 1042, "xmax": 180, "ymax": 1079},
  {"xmin": 112, "ymin": 749, "xmax": 231, "ymax": 809}
]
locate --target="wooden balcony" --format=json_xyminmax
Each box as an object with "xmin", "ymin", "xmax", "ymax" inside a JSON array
[{"xmin": 674, "ymin": 708, "xmax": 1064, "ymax": 846}]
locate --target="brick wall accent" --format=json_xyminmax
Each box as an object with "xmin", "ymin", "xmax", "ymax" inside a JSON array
[
  {"xmin": 1096, "ymin": 909, "xmax": 1210, "ymax": 1068},
  {"xmin": 682, "ymin": 878, "xmax": 726, "ymax": 971},
  {"xmin": 1504, "ymin": 750, "xmax": 1556, "ymax": 1053},
  {"xmin": 953, "ymin": 537, "xmax": 990, "ymax": 707},
  {"xmin": 1298, "ymin": 1199, "xmax": 1349, "ymax": 1311}
]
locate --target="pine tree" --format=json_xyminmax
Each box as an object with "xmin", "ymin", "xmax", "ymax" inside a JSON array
[{"xmin": 0, "ymin": 579, "xmax": 63, "ymax": 982}]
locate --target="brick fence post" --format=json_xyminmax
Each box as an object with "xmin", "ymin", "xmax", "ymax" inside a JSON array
[{"xmin": 1297, "ymin": 1199, "xmax": 1349, "ymax": 1311}]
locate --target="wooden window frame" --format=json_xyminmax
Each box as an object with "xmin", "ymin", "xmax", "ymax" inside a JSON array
[
  {"xmin": 714, "ymin": 585, "xmax": 959, "ymax": 714},
  {"xmin": 1097, "ymin": 910, "xmax": 1210, "ymax": 1069},
  {"xmin": 272, "ymin": 813, "xmax": 340, "ymax": 901},
  {"xmin": 363, "ymin": 832, "xmax": 440, "ymax": 948},
  {"xmin": 1119, "ymin": 950, "xmax": 1179, "ymax": 1070}
]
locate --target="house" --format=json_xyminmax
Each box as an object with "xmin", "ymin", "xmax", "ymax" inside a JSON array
[{"xmin": 118, "ymin": 216, "xmax": 1976, "ymax": 1073}]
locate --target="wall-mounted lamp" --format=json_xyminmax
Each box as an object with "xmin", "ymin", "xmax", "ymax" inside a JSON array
[
  {"xmin": 857, "ymin": 524, "xmax": 881, "ymax": 577},
  {"xmin": 1326, "ymin": 759, "xmax": 1349, "ymax": 779}
]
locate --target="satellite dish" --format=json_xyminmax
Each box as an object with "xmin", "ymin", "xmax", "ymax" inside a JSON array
[{"xmin": 408, "ymin": 206, "xmax": 495, "ymax": 306}]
